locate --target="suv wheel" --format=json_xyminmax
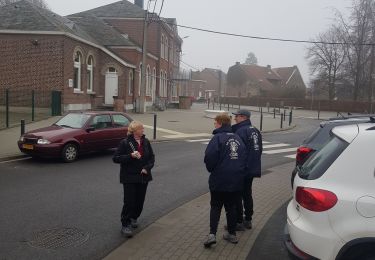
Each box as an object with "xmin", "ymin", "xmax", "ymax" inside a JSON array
[{"xmin": 62, "ymin": 143, "xmax": 78, "ymax": 162}]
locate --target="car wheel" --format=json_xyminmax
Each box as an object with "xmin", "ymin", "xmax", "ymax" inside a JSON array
[{"xmin": 62, "ymin": 143, "xmax": 78, "ymax": 162}]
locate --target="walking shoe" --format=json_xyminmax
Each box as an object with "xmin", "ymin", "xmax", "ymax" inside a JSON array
[
  {"xmin": 224, "ymin": 223, "xmax": 245, "ymax": 231},
  {"xmin": 121, "ymin": 225, "xmax": 133, "ymax": 238},
  {"xmin": 243, "ymin": 220, "xmax": 252, "ymax": 229},
  {"xmin": 130, "ymin": 218, "xmax": 138, "ymax": 228},
  {"xmin": 203, "ymin": 234, "xmax": 216, "ymax": 248},
  {"xmin": 223, "ymin": 232, "xmax": 239, "ymax": 244}
]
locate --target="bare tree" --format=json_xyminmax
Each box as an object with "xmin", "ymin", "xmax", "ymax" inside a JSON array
[
  {"xmin": 244, "ymin": 52, "xmax": 258, "ymax": 65},
  {"xmin": 0, "ymin": 0, "xmax": 49, "ymax": 9},
  {"xmin": 306, "ymin": 26, "xmax": 346, "ymax": 101},
  {"xmin": 336, "ymin": 0, "xmax": 374, "ymax": 101}
]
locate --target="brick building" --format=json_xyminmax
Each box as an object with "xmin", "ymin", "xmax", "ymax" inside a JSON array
[
  {"xmin": 189, "ymin": 68, "xmax": 227, "ymax": 99},
  {"xmin": 226, "ymin": 62, "xmax": 306, "ymax": 98},
  {"xmin": 0, "ymin": 0, "xmax": 183, "ymax": 112}
]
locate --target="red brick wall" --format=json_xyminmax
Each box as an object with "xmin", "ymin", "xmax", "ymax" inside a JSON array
[{"xmin": 0, "ymin": 34, "xmax": 64, "ymax": 93}]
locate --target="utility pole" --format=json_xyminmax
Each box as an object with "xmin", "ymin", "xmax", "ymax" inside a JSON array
[
  {"xmin": 218, "ymin": 70, "xmax": 222, "ymax": 110},
  {"xmin": 138, "ymin": 8, "xmax": 149, "ymax": 113}
]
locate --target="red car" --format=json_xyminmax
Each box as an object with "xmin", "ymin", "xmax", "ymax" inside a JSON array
[{"xmin": 18, "ymin": 111, "xmax": 133, "ymax": 162}]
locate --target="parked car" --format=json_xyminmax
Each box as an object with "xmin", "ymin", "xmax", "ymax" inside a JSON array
[
  {"xmin": 18, "ymin": 111, "xmax": 133, "ymax": 162},
  {"xmin": 285, "ymin": 122, "xmax": 375, "ymax": 260},
  {"xmin": 291, "ymin": 115, "xmax": 375, "ymax": 186}
]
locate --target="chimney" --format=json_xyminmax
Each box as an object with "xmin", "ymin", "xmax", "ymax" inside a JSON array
[
  {"xmin": 267, "ymin": 65, "xmax": 271, "ymax": 69},
  {"xmin": 134, "ymin": 0, "xmax": 144, "ymax": 9},
  {"xmin": 235, "ymin": 62, "xmax": 240, "ymax": 65}
]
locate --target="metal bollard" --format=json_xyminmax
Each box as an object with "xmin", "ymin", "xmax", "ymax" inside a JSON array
[
  {"xmin": 21, "ymin": 119, "xmax": 25, "ymax": 136},
  {"xmin": 289, "ymin": 110, "xmax": 293, "ymax": 126},
  {"xmin": 153, "ymin": 114, "xmax": 157, "ymax": 140},
  {"xmin": 284, "ymin": 109, "xmax": 286, "ymax": 121},
  {"xmin": 227, "ymin": 103, "xmax": 229, "ymax": 111},
  {"xmin": 260, "ymin": 113, "xmax": 263, "ymax": 131},
  {"xmin": 273, "ymin": 108, "xmax": 276, "ymax": 118},
  {"xmin": 280, "ymin": 114, "xmax": 284, "ymax": 128}
]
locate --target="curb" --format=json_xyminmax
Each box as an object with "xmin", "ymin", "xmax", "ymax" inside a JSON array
[{"xmin": 261, "ymin": 124, "xmax": 296, "ymax": 133}]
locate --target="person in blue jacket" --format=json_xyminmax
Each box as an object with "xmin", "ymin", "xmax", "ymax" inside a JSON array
[
  {"xmin": 232, "ymin": 109, "xmax": 262, "ymax": 230},
  {"xmin": 203, "ymin": 114, "xmax": 247, "ymax": 248}
]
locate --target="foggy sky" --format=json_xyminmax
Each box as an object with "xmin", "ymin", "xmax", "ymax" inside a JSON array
[{"xmin": 46, "ymin": 0, "xmax": 351, "ymax": 87}]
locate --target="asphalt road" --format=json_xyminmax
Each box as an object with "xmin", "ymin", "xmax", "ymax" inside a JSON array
[{"xmin": 0, "ymin": 118, "xmax": 319, "ymax": 260}]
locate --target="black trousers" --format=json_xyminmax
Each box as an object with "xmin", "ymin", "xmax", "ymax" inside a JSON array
[
  {"xmin": 121, "ymin": 183, "xmax": 148, "ymax": 227},
  {"xmin": 236, "ymin": 177, "xmax": 254, "ymax": 223},
  {"xmin": 209, "ymin": 191, "xmax": 240, "ymax": 235}
]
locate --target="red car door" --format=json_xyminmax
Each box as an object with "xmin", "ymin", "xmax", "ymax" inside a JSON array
[{"xmin": 83, "ymin": 114, "xmax": 114, "ymax": 151}]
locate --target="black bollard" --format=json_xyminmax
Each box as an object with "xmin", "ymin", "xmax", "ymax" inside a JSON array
[
  {"xmin": 289, "ymin": 110, "xmax": 293, "ymax": 126},
  {"xmin": 280, "ymin": 114, "xmax": 283, "ymax": 129},
  {"xmin": 153, "ymin": 114, "xmax": 157, "ymax": 140},
  {"xmin": 21, "ymin": 119, "xmax": 25, "ymax": 136},
  {"xmin": 260, "ymin": 113, "xmax": 263, "ymax": 131}
]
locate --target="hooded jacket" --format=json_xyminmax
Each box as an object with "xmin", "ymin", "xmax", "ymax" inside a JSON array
[
  {"xmin": 232, "ymin": 119, "xmax": 262, "ymax": 178},
  {"xmin": 204, "ymin": 125, "xmax": 247, "ymax": 192},
  {"xmin": 113, "ymin": 134, "xmax": 155, "ymax": 183}
]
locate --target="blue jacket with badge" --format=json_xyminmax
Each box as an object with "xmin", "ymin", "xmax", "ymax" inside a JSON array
[
  {"xmin": 232, "ymin": 120, "xmax": 262, "ymax": 178},
  {"xmin": 204, "ymin": 125, "xmax": 247, "ymax": 192}
]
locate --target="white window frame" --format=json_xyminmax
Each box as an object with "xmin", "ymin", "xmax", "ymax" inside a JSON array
[
  {"xmin": 161, "ymin": 35, "xmax": 165, "ymax": 59},
  {"xmin": 74, "ymin": 51, "xmax": 82, "ymax": 91},
  {"xmin": 128, "ymin": 70, "xmax": 134, "ymax": 96},
  {"xmin": 87, "ymin": 56, "xmax": 94, "ymax": 93},
  {"xmin": 138, "ymin": 63, "xmax": 142, "ymax": 96},
  {"xmin": 165, "ymin": 38, "xmax": 169, "ymax": 61},
  {"xmin": 146, "ymin": 65, "xmax": 151, "ymax": 96}
]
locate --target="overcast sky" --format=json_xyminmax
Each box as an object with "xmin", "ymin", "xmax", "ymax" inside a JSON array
[{"xmin": 46, "ymin": 0, "xmax": 351, "ymax": 87}]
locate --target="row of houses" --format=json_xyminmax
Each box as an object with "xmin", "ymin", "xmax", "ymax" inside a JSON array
[
  {"xmin": 0, "ymin": 0, "xmax": 183, "ymax": 112},
  {"xmin": 189, "ymin": 63, "xmax": 306, "ymax": 100}
]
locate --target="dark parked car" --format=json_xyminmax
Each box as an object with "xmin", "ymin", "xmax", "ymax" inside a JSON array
[
  {"xmin": 291, "ymin": 114, "xmax": 375, "ymax": 186},
  {"xmin": 18, "ymin": 111, "xmax": 133, "ymax": 162}
]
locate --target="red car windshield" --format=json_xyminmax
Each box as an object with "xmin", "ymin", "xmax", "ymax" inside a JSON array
[{"xmin": 55, "ymin": 113, "xmax": 91, "ymax": 129}]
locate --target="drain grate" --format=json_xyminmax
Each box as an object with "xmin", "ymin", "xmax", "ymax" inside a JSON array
[{"xmin": 28, "ymin": 227, "xmax": 89, "ymax": 250}]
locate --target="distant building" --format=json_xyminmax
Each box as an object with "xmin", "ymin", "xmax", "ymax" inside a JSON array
[
  {"xmin": 189, "ymin": 68, "xmax": 227, "ymax": 99},
  {"xmin": 226, "ymin": 62, "xmax": 306, "ymax": 98}
]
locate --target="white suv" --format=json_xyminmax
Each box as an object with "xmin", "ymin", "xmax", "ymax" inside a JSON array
[{"xmin": 285, "ymin": 123, "xmax": 375, "ymax": 260}]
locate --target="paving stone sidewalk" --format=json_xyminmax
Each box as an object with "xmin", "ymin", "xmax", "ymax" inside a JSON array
[{"xmin": 104, "ymin": 162, "xmax": 294, "ymax": 260}]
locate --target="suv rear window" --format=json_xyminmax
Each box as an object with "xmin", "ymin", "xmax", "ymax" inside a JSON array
[{"xmin": 298, "ymin": 134, "xmax": 348, "ymax": 180}]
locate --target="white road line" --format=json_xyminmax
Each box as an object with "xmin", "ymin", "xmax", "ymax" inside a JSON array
[
  {"xmin": 262, "ymin": 141, "xmax": 271, "ymax": 144},
  {"xmin": 202, "ymin": 142, "xmax": 209, "ymax": 145},
  {"xmin": 263, "ymin": 143, "xmax": 290, "ymax": 149},
  {"xmin": 263, "ymin": 147, "xmax": 298, "ymax": 154},
  {"xmin": 186, "ymin": 139, "xmax": 211, "ymax": 142},
  {"xmin": 143, "ymin": 125, "xmax": 183, "ymax": 135},
  {"xmin": 163, "ymin": 133, "xmax": 212, "ymax": 139},
  {"xmin": 0, "ymin": 157, "xmax": 31, "ymax": 164},
  {"xmin": 284, "ymin": 154, "xmax": 296, "ymax": 159}
]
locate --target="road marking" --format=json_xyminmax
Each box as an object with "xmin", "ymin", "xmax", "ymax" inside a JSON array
[
  {"xmin": 263, "ymin": 143, "xmax": 290, "ymax": 149},
  {"xmin": 143, "ymin": 125, "xmax": 183, "ymax": 135},
  {"xmin": 263, "ymin": 147, "xmax": 297, "ymax": 154},
  {"xmin": 262, "ymin": 141, "xmax": 270, "ymax": 144},
  {"xmin": 202, "ymin": 142, "xmax": 209, "ymax": 145},
  {"xmin": 186, "ymin": 139, "xmax": 211, "ymax": 142},
  {"xmin": 284, "ymin": 154, "xmax": 296, "ymax": 159},
  {"xmin": 163, "ymin": 133, "xmax": 212, "ymax": 139},
  {"xmin": 0, "ymin": 157, "xmax": 31, "ymax": 164}
]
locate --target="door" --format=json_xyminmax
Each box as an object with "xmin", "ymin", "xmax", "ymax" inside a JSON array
[{"xmin": 105, "ymin": 68, "xmax": 118, "ymax": 105}]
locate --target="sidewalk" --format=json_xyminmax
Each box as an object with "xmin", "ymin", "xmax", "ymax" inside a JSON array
[
  {"xmin": 0, "ymin": 103, "xmax": 290, "ymax": 161},
  {"xmin": 104, "ymin": 162, "xmax": 294, "ymax": 260}
]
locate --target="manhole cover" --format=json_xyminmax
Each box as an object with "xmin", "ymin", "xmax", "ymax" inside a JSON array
[
  {"xmin": 28, "ymin": 228, "xmax": 89, "ymax": 250},
  {"xmin": 167, "ymin": 120, "xmax": 179, "ymax": 122}
]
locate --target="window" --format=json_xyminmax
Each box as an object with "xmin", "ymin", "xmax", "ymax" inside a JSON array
[
  {"xmin": 299, "ymin": 135, "xmax": 349, "ymax": 180},
  {"xmin": 87, "ymin": 56, "xmax": 94, "ymax": 92},
  {"xmin": 170, "ymin": 42, "xmax": 174, "ymax": 64},
  {"xmin": 112, "ymin": 114, "xmax": 130, "ymax": 127},
  {"xmin": 55, "ymin": 113, "xmax": 90, "ymax": 128},
  {"xmin": 153, "ymin": 67, "xmax": 156, "ymax": 95},
  {"xmin": 90, "ymin": 115, "xmax": 112, "ymax": 130},
  {"xmin": 138, "ymin": 63, "xmax": 142, "ymax": 96},
  {"xmin": 165, "ymin": 38, "xmax": 169, "ymax": 61},
  {"xmin": 160, "ymin": 71, "xmax": 163, "ymax": 97},
  {"xmin": 161, "ymin": 35, "xmax": 165, "ymax": 59},
  {"xmin": 74, "ymin": 51, "xmax": 82, "ymax": 90},
  {"xmin": 146, "ymin": 65, "xmax": 151, "ymax": 96},
  {"xmin": 128, "ymin": 70, "xmax": 134, "ymax": 96},
  {"xmin": 165, "ymin": 72, "xmax": 168, "ymax": 97}
]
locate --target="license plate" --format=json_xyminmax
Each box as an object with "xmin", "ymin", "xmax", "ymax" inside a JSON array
[{"xmin": 22, "ymin": 144, "xmax": 34, "ymax": 150}]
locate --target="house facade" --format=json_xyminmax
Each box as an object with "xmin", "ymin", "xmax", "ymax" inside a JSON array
[
  {"xmin": 0, "ymin": 0, "xmax": 182, "ymax": 112},
  {"xmin": 226, "ymin": 62, "xmax": 306, "ymax": 98},
  {"xmin": 189, "ymin": 68, "xmax": 227, "ymax": 99}
]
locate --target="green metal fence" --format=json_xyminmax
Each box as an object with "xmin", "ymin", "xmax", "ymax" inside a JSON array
[{"xmin": 0, "ymin": 89, "xmax": 61, "ymax": 129}]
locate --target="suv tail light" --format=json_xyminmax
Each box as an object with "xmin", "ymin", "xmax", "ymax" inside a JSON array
[
  {"xmin": 296, "ymin": 146, "xmax": 313, "ymax": 165},
  {"xmin": 296, "ymin": 187, "xmax": 338, "ymax": 212}
]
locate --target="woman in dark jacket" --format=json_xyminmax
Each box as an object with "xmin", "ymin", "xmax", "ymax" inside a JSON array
[{"xmin": 113, "ymin": 121, "xmax": 155, "ymax": 237}]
